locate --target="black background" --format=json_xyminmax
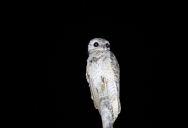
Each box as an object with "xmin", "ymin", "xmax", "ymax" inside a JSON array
[{"xmin": 5, "ymin": 1, "xmax": 186, "ymax": 128}]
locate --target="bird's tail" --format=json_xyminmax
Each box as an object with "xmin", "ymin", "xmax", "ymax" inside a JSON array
[
  {"xmin": 99, "ymin": 77, "xmax": 114, "ymax": 128},
  {"xmin": 100, "ymin": 101, "xmax": 114, "ymax": 128}
]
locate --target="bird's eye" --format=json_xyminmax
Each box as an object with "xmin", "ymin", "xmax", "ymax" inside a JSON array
[
  {"xmin": 94, "ymin": 42, "xmax": 99, "ymax": 47},
  {"xmin": 106, "ymin": 43, "xmax": 110, "ymax": 48}
]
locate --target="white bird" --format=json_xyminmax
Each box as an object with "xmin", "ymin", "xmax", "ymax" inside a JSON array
[{"xmin": 86, "ymin": 38, "xmax": 121, "ymax": 128}]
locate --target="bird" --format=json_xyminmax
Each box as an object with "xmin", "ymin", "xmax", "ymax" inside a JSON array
[{"xmin": 86, "ymin": 38, "xmax": 121, "ymax": 128}]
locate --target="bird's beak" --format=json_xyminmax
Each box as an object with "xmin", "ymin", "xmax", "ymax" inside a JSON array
[{"xmin": 96, "ymin": 48, "xmax": 104, "ymax": 51}]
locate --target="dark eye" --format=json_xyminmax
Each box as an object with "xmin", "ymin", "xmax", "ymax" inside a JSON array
[
  {"xmin": 106, "ymin": 43, "xmax": 110, "ymax": 48},
  {"xmin": 94, "ymin": 42, "xmax": 99, "ymax": 47}
]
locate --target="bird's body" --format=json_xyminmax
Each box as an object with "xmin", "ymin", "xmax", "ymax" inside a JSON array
[{"xmin": 86, "ymin": 38, "xmax": 121, "ymax": 128}]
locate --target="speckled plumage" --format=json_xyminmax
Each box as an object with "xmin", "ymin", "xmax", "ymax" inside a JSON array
[{"xmin": 86, "ymin": 38, "xmax": 121, "ymax": 128}]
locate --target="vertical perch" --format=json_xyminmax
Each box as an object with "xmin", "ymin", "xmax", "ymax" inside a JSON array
[{"xmin": 99, "ymin": 77, "xmax": 114, "ymax": 128}]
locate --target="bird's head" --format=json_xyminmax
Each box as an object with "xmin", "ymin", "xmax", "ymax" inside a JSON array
[{"xmin": 88, "ymin": 38, "xmax": 110, "ymax": 52}]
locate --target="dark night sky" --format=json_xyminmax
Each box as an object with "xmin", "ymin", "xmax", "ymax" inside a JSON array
[{"xmin": 5, "ymin": 1, "xmax": 186, "ymax": 128}]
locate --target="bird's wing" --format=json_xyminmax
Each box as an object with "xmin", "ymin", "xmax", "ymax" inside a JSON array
[
  {"xmin": 110, "ymin": 52, "xmax": 121, "ymax": 114},
  {"xmin": 86, "ymin": 72, "xmax": 101, "ymax": 114}
]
